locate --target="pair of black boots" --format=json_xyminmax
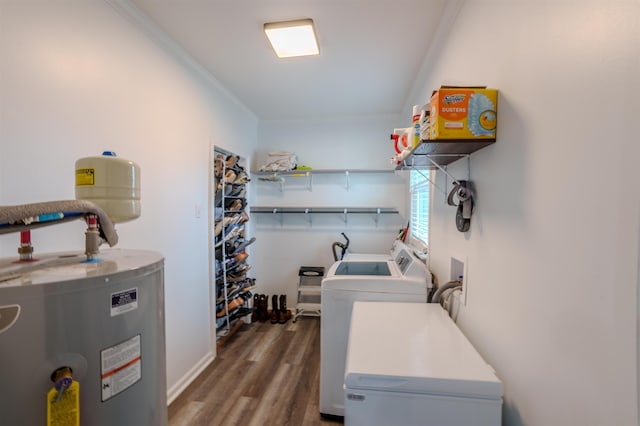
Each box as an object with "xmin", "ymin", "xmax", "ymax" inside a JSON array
[
  {"xmin": 252, "ymin": 294, "xmax": 291, "ymax": 324},
  {"xmin": 270, "ymin": 294, "xmax": 292, "ymax": 324}
]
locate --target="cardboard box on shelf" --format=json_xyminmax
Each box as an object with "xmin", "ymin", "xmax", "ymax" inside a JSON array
[{"xmin": 429, "ymin": 87, "xmax": 498, "ymax": 140}]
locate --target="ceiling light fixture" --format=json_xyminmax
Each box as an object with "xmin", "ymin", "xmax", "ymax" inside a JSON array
[{"xmin": 264, "ymin": 18, "xmax": 319, "ymax": 58}]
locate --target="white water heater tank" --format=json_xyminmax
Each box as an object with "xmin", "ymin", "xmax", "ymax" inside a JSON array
[
  {"xmin": 75, "ymin": 151, "xmax": 141, "ymax": 223},
  {"xmin": 0, "ymin": 249, "xmax": 167, "ymax": 425}
]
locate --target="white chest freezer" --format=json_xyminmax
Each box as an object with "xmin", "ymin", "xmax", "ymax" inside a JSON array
[
  {"xmin": 320, "ymin": 248, "xmax": 432, "ymax": 418},
  {"xmin": 344, "ymin": 301, "xmax": 503, "ymax": 426}
]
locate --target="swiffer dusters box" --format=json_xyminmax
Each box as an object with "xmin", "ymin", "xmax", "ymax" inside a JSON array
[{"xmin": 430, "ymin": 87, "xmax": 498, "ymax": 140}]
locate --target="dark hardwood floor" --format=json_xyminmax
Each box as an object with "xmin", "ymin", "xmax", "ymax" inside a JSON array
[{"xmin": 168, "ymin": 317, "xmax": 343, "ymax": 426}]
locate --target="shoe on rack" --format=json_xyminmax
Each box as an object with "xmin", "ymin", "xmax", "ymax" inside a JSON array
[
  {"xmin": 215, "ymin": 244, "xmax": 225, "ymax": 261},
  {"xmin": 234, "ymin": 251, "xmax": 248, "ymax": 263},
  {"xmin": 227, "ymin": 186, "xmax": 246, "ymax": 198},
  {"xmin": 229, "ymin": 306, "xmax": 253, "ymax": 322},
  {"xmin": 234, "ymin": 171, "xmax": 250, "ymax": 184},
  {"xmin": 226, "ymin": 284, "xmax": 247, "ymax": 302},
  {"xmin": 224, "ymin": 169, "xmax": 237, "ymax": 183},
  {"xmin": 226, "ymin": 199, "xmax": 243, "ymax": 211},
  {"xmin": 225, "ymin": 155, "xmax": 239, "ymax": 169},
  {"xmin": 226, "ymin": 273, "xmax": 247, "ymax": 283},
  {"xmin": 226, "ymin": 212, "xmax": 246, "ymax": 226},
  {"xmin": 229, "ymin": 184, "xmax": 244, "ymax": 197},
  {"xmin": 227, "ymin": 296, "xmax": 244, "ymax": 312},
  {"xmin": 214, "ymin": 189, "xmax": 223, "ymax": 207},
  {"xmin": 217, "ymin": 285, "xmax": 237, "ymax": 305},
  {"xmin": 242, "ymin": 281, "xmax": 257, "ymax": 295},
  {"xmin": 231, "ymin": 237, "xmax": 256, "ymax": 255},
  {"xmin": 235, "ymin": 211, "xmax": 249, "ymax": 224},
  {"xmin": 216, "ymin": 316, "xmax": 227, "ymax": 330},
  {"xmin": 231, "ymin": 264, "xmax": 251, "ymax": 275},
  {"xmin": 224, "ymin": 197, "xmax": 239, "ymax": 210},
  {"xmin": 216, "ymin": 304, "xmax": 227, "ymax": 318},
  {"xmin": 214, "ymin": 155, "xmax": 224, "ymax": 178},
  {"xmin": 225, "ymin": 239, "xmax": 238, "ymax": 256},
  {"xmin": 215, "ymin": 217, "xmax": 229, "ymax": 237},
  {"xmin": 224, "ymin": 225, "xmax": 244, "ymax": 242},
  {"xmin": 231, "ymin": 162, "xmax": 246, "ymax": 173}
]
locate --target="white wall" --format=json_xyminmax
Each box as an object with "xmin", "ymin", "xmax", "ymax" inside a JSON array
[
  {"xmin": 4, "ymin": 2, "xmax": 638, "ymax": 422},
  {"xmin": 0, "ymin": 0, "xmax": 258, "ymax": 402},
  {"xmin": 419, "ymin": 1, "xmax": 640, "ymax": 425},
  {"xmin": 253, "ymin": 115, "xmax": 409, "ymax": 303}
]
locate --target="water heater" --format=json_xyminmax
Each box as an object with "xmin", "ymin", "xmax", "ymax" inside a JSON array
[{"xmin": 0, "ymin": 249, "xmax": 167, "ymax": 425}]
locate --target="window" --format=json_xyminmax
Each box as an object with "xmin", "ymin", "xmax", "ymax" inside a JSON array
[{"xmin": 410, "ymin": 169, "xmax": 430, "ymax": 247}]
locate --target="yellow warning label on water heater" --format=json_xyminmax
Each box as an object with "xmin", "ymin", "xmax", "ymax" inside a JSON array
[
  {"xmin": 75, "ymin": 168, "xmax": 95, "ymax": 186},
  {"xmin": 47, "ymin": 380, "xmax": 80, "ymax": 426}
]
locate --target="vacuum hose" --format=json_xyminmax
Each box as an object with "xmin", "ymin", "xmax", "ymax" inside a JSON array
[
  {"xmin": 431, "ymin": 280, "xmax": 463, "ymax": 304},
  {"xmin": 331, "ymin": 233, "xmax": 350, "ymax": 261},
  {"xmin": 331, "ymin": 242, "xmax": 343, "ymax": 261}
]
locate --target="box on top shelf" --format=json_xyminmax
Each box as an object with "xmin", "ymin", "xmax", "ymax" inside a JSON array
[{"xmin": 429, "ymin": 87, "xmax": 498, "ymax": 140}]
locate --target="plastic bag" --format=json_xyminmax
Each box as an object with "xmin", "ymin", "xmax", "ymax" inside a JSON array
[{"xmin": 259, "ymin": 151, "xmax": 298, "ymax": 172}]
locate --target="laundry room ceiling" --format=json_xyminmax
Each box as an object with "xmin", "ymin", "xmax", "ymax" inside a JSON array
[{"xmin": 129, "ymin": 0, "xmax": 448, "ymax": 120}]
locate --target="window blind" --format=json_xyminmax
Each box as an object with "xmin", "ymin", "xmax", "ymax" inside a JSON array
[{"xmin": 410, "ymin": 170, "xmax": 430, "ymax": 246}]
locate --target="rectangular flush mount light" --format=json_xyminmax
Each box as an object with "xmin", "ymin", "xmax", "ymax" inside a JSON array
[{"xmin": 264, "ymin": 18, "xmax": 319, "ymax": 58}]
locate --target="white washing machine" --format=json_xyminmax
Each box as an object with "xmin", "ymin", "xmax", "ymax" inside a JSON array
[
  {"xmin": 344, "ymin": 301, "xmax": 503, "ymax": 426},
  {"xmin": 319, "ymin": 247, "xmax": 432, "ymax": 418},
  {"xmin": 342, "ymin": 239, "xmax": 406, "ymax": 261}
]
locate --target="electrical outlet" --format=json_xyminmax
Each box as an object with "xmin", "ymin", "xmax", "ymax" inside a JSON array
[{"xmin": 450, "ymin": 257, "xmax": 468, "ymax": 305}]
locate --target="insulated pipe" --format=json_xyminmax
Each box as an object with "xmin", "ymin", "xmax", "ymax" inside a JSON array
[
  {"xmin": 0, "ymin": 200, "xmax": 118, "ymax": 246},
  {"xmin": 431, "ymin": 279, "xmax": 462, "ymax": 304}
]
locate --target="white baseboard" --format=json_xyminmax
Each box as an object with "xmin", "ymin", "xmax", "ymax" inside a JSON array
[{"xmin": 166, "ymin": 351, "xmax": 215, "ymax": 406}]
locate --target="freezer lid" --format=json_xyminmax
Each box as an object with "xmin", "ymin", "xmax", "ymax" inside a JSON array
[{"xmin": 344, "ymin": 302, "xmax": 503, "ymax": 400}]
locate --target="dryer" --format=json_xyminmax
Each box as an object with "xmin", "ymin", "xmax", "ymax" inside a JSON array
[{"xmin": 319, "ymin": 247, "xmax": 432, "ymax": 418}]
